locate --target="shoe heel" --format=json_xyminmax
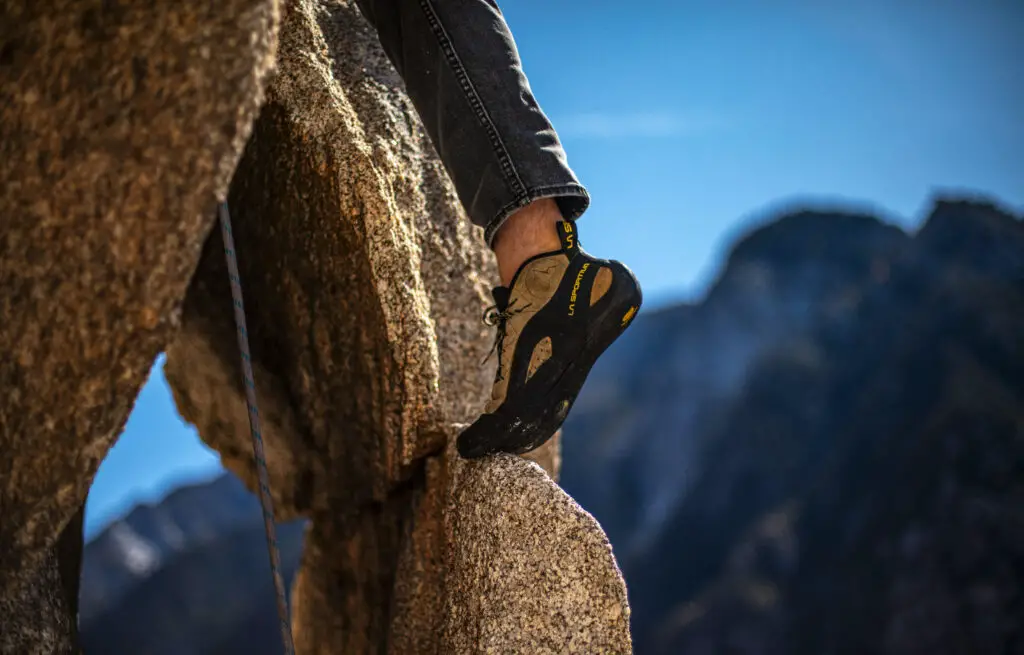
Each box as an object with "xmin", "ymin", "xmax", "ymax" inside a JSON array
[
  {"xmin": 589, "ymin": 261, "xmax": 643, "ymax": 352},
  {"xmin": 609, "ymin": 261, "xmax": 643, "ymax": 326}
]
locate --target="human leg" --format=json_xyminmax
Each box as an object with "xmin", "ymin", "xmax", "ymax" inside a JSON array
[
  {"xmin": 354, "ymin": 0, "xmax": 642, "ymax": 457},
  {"xmin": 352, "ymin": 0, "xmax": 588, "ymax": 252}
]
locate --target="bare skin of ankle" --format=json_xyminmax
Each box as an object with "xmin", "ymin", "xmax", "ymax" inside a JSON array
[{"xmin": 492, "ymin": 198, "xmax": 563, "ymax": 287}]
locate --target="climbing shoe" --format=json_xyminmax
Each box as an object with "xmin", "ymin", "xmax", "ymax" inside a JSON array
[{"xmin": 457, "ymin": 219, "xmax": 642, "ymax": 459}]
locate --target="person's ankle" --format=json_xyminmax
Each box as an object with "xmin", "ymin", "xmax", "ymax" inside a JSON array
[{"xmin": 492, "ymin": 198, "xmax": 563, "ymax": 286}]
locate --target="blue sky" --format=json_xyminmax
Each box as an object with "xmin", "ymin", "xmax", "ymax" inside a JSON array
[{"xmin": 83, "ymin": 0, "xmax": 1023, "ymax": 537}]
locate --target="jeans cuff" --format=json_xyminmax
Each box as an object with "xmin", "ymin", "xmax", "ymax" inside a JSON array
[{"xmin": 483, "ymin": 183, "xmax": 591, "ymax": 248}]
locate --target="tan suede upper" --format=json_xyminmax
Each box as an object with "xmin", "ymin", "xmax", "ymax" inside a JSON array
[{"xmin": 485, "ymin": 252, "xmax": 612, "ymax": 413}]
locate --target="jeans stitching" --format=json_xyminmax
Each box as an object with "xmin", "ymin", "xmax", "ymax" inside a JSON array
[{"xmin": 417, "ymin": 0, "xmax": 527, "ymax": 200}]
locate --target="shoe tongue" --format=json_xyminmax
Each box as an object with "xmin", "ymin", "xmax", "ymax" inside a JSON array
[{"xmin": 491, "ymin": 286, "xmax": 510, "ymax": 311}]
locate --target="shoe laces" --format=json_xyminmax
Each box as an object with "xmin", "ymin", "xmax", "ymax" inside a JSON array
[{"xmin": 482, "ymin": 287, "xmax": 531, "ymax": 381}]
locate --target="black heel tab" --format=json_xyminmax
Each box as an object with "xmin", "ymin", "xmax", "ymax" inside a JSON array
[{"xmin": 557, "ymin": 220, "xmax": 579, "ymax": 258}]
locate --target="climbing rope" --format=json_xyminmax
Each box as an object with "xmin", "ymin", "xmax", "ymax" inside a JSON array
[{"xmin": 218, "ymin": 201, "xmax": 297, "ymax": 655}]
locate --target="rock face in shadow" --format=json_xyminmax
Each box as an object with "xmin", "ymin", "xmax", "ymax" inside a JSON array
[
  {"xmin": 0, "ymin": 0, "xmax": 281, "ymax": 650},
  {"xmin": 560, "ymin": 198, "xmax": 1023, "ymax": 654}
]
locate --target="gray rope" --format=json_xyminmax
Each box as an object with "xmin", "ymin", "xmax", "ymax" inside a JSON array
[{"xmin": 218, "ymin": 201, "xmax": 296, "ymax": 655}]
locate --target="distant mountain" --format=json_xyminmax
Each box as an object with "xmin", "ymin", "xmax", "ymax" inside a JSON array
[
  {"xmin": 561, "ymin": 207, "xmax": 910, "ymax": 558},
  {"xmin": 80, "ymin": 197, "xmax": 1023, "ymax": 654},
  {"xmin": 561, "ymin": 197, "xmax": 1024, "ymax": 654},
  {"xmin": 80, "ymin": 475, "xmax": 306, "ymax": 655}
]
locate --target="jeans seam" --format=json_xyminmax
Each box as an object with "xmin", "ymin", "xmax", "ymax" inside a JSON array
[
  {"xmin": 483, "ymin": 182, "xmax": 590, "ymax": 246},
  {"xmin": 417, "ymin": 0, "xmax": 528, "ymax": 201}
]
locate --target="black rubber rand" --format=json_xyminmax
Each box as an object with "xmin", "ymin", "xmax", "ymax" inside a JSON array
[
  {"xmin": 506, "ymin": 253, "xmax": 597, "ymax": 392},
  {"xmin": 457, "ymin": 246, "xmax": 642, "ymax": 459}
]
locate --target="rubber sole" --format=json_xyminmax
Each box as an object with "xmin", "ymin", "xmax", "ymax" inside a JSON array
[{"xmin": 457, "ymin": 261, "xmax": 642, "ymax": 459}]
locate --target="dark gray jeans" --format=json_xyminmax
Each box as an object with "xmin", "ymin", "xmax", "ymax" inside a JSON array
[{"xmin": 354, "ymin": 0, "xmax": 589, "ymax": 246}]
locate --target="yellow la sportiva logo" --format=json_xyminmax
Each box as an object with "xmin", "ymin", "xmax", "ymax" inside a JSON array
[
  {"xmin": 562, "ymin": 221, "xmax": 575, "ymax": 249},
  {"xmin": 621, "ymin": 305, "xmax": 637, "ymax": 327},
  {"xmin": 568, "ymin": 262, "xmax": 590, "ymax": 316}
]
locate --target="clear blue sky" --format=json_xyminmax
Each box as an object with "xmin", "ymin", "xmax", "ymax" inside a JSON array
[{"xmin": 83, "ymin": 0, "xmax": 1024, "ymax": 537}]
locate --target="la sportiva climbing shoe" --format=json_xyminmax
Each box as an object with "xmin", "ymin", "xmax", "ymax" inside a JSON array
[{"xmin": 457, "ymin": 219, "xmax": 642, "ymax": 459}]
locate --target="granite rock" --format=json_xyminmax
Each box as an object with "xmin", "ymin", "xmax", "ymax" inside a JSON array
[
  {"xmin": 442, "ymin": 444, "xmax": 632, "ymax": 654},
  {"xmin": 162, "ymin": 1, "xmax": 629, "ymax": 653},
  {"xmin": 0, "ymin": 0, "xmax": 280, "ymax": 650},
  {"xmin": 1, "ymin": 0, "xmax": 632, "ymax": 650}
]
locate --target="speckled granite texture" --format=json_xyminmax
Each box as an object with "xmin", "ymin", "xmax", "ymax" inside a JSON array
[
  {"xmin": 0, "ymin": 0, "xmax": 280, "ymax": 651},
  {"xmin": 2, "ymin": 0, "xmax": 631, "ymax": 651}
]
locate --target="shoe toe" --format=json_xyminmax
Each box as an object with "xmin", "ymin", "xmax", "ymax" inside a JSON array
[{"xmin": 456, "ymin": 413, "xmax": 506, "ymax": 458}]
